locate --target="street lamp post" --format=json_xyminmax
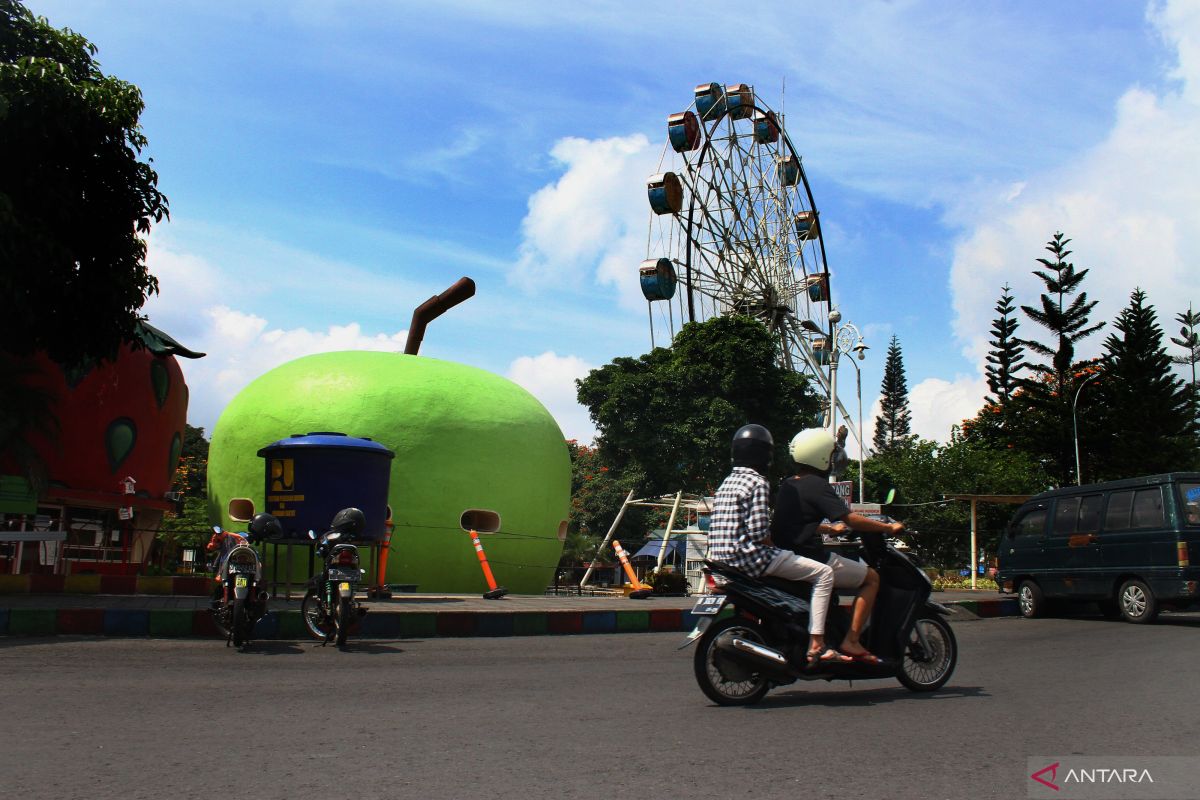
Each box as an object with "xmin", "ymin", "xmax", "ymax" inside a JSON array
[
  {"xmin": 842, "ymin": 349, "xmax": 867, "ymax": 503},
  {"xmin": 824, "ymin": 313, "xmax": 868, "ymax": 500},
  {"xmin": 1072, "ymin": 372, "xmax": 1100, "ymax": 486}
]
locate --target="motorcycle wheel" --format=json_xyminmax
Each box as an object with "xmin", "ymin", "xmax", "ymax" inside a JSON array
[
  {"xmin": 693, "ymin": 616, "xmax": 771, "ymax": 706},
  {"xmin": 898, "ymin": 613, "xmax": 957, "ymax": 692},
  {"xmin": 301, "ymin": 589, "xmax": 333, "ymax": 641},
  {"xmin": 336, "ymin": 594, "xmax": 353, "ymax": 648},
  {"xmin": 210, "ymin": 586, "xmax": 232, "ymax": 639},
  {"xmin": 232, "ymin": 597, "xmax": 246, "ymax": 648}
]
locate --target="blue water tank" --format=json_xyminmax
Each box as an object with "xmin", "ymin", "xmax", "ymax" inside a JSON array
[{"xmin": 256, "ymin": 432, "xmax": 394, "ymax": 541}]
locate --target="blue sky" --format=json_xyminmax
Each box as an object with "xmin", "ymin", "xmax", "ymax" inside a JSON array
[{"xmin": 27, "ymin": 1, "xmax": 1200, "ymax": 446}]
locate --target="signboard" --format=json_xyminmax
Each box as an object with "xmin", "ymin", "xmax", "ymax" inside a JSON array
[{"xmin": 832, "ymin": 481, "xmax": 853, "ymax": 503}]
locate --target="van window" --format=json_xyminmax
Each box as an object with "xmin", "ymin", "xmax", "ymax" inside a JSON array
[
  {"xmin": 1131, "ymin": 488, "xmax": 1165, "ymax": 529},
  {"xmin": 1013, "ymin": 506, "xmax": 1047, "ymax": 538},
  {"xmin": 1053, "ymin": 497, "xmax": 1080, "ymax": 534},
  {"xmin": 1181, "ymin": 482, "xmax": 1200, "ymax": 526},
  {"xmin": 1078, "ymin": 495, "xmax": 1103, "ymax": 531},
  {"xmin": 1104, "ymin": 491, "xmax": 1134, "ymax": 530}
]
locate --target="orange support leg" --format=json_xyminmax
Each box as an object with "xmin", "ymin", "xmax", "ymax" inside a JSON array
[{"xmin": 468, "ymin": 529, "xmax": 507, "ymax": 599}]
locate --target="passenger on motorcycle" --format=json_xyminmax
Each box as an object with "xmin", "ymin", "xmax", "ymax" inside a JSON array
[
  {"xmin": 206, "ymin": 527, "xmax": 250, "ymax": 580},
  {"xmin": 706, "ymin": 424, "xmax": 848, "ymax": 667},
  {"xmin": 773, "ymin": 427, "xmax": 906, "ymax": 665}
]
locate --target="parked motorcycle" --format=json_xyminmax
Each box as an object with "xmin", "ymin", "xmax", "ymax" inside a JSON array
[
  {"xmin": 301, "ymin": 507, "xmax": 368, "ymax": 648},
  {"xmin": 209, "ymin": 513, "xmax": 280, "ymax": 648},
  {"xmin": 686, "ymin": 532, "xmax": 957, "ymax": 705}
]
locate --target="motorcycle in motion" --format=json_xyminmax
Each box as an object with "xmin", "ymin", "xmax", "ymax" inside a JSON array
[
  {"xmin": 302, "ymin": 507, "xmax": 369, "ymax": 648},
  {"xmin": 687, "ymin": 532, "xmax": 957, "ymax": 705},
  {"xmin": 209, "ymin": 513, "xmax": 280, "ymax": 648}
]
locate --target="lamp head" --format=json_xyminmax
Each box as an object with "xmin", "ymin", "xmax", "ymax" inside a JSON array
[
  {"xmin": 853, "ymin": 339, "xmax": 869, "ymax": 360},
  {"xmin": 828, "ymin": 308, "xmax": 843, "ymax": 325}
]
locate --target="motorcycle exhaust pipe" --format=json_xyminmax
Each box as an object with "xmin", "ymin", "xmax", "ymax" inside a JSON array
[
  {"xmin": 730, "ymin": 637, "xmax": 788, "ymax": 666},
  {"xmin": 714, "ymin": 636, "xmax": 795, "ymax": 677}
]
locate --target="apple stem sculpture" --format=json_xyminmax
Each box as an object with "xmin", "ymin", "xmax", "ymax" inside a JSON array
[
  {"xmin": 612, "ymin": 539, "xmax": 653, "ymax": 599},
  {"xmin": 468, "ymin": 529, "xmax": 508, "ymax": 599},
  {"xmin": 404, "ymin": 277, "xmax": 476, "ymax": 356}
]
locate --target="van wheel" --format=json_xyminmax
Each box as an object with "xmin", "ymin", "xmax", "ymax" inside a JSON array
[
  {"xmin": 1118, "ymin": 579, "xmax": 1159, "ymax": 624},
  {"xmin": 1017, "ymin": 580, "xmax": 1045, "ymax": 618}
]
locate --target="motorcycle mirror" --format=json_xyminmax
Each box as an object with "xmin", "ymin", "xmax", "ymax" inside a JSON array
[
  {"xmin": 883, "ymin": 488, "xmax": 896, "ymax": 505},
  {"xmin": 212, "ymin": 525, "xmax": 222, "ymax": 535},
  {"xmin": 307, "ymin": 530, "xmax": 316, "ymax": 540}
]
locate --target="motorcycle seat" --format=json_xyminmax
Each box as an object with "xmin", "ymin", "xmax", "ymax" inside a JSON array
[{"xmin": 704, "ymin": 560, "xmax": 815, "ymax": 600}]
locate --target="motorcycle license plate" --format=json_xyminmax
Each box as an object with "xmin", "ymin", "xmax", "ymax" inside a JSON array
[
  {"xmin": 338, "ymin": 582, "xmax": 351, "ymax": 593},
  {"xmin": 235, "ymin": 575, "xmax": 247, "ymax": 589},
  {"xmin": 691, "ymin": 595, "xmax": 727, "ymax": 616},
  {"xmin": 683, "ymin": 595, "xmax": 727, "ymax": 644}
]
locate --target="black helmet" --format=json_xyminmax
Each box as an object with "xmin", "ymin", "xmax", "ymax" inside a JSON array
[
  {"xmin": 330, "ymin": 507, "xmax": 366, "ymax": 535},
  {"xmin": 248, "ymin": 513, "xmax": 282, "ymax": 541},
  {"xmin": 731, "ymin": 424, "xmax": 774, "ymax": 473}
]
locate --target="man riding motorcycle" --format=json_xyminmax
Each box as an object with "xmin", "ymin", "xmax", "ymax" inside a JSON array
[{"xmin": 772, "ymin": 427, "xmax": 905, "ymax": 665}]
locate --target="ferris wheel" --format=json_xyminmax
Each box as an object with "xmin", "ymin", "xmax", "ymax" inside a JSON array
[{"xmin": 640, "ymin": 81, "xmax": 859, "ymax": 436}]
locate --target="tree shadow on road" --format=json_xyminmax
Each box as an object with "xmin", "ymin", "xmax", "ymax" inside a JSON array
[{"xmin": 744, "ymin": 684, "xmax": 989, "ymax": 709}]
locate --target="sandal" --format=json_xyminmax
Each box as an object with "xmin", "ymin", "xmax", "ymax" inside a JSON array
[
  {"xmin": 840, "ymin": 648, "xmax": 882, "ymax": 665},
  {"xmin": 806, "ymin": 647, "xmax": 853, "ymax": 667}
]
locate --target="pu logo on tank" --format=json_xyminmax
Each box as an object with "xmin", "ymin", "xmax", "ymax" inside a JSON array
[{"xmin": 271, "ymin": 459, "xmax": 294, "ymax": 492}]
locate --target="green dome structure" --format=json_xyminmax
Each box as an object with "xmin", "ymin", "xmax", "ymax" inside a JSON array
[{"xmin": 207, "ymin": 352, "xmax": 571, "ymax": 594}]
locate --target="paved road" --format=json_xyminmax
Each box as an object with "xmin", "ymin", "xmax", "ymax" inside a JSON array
[{"xmin": 3, "ymin": 612, "xmax": 1199, "ymax": 800}]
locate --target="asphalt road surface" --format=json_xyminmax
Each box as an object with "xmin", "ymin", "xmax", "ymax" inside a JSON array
[{"xmin": 3, "ymin": 611, "xmax": 1199, "ymax": 800}]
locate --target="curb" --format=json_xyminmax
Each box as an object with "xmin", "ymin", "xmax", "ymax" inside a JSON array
[
  {"xmin": 0, "ymin": 598, "xmax": 1019, "ymax": 639},
  {"xmin": 0, "ymin": 574, "xmax": 212, "ymax": 597}
]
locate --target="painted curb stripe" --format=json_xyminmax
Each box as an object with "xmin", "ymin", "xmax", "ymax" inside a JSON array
[
  {"xmin": 63, "ymin": 575, "xmax": 101, "ymax": 594},
  {"xmin": 547, "ymin": 612, "xmax": 583, "ymax": 635},
  {"xmin": 57, "ymin": 608, "xmax": 105, "ymax": 635},
  {"xmin": 476, "ymin": 614, "xmax": 515, "ymax": 637},
  {"xmin": 103, "ymin": 609, "xmax": 149, "ymax": 636},
  {"xmin": 9, "ymin": 609, "xmax": 57, "ymax": 635},
  {"xmin": 148, "ymin": 610, "xmax": 194, "ymax": 637},
  {"xmin": 0, "ymin": 575, "xmax": 31, "ymax": 594}
]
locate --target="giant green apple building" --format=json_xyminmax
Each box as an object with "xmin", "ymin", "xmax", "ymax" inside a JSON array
[{"xmin": 207, "ymin": 352, "xmax": 571, "ymax": 594}]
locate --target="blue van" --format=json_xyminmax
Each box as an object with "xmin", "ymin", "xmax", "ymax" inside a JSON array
[{"xmin": 996, "ymin": 473, "xmax": 1200, "ymax": 623}]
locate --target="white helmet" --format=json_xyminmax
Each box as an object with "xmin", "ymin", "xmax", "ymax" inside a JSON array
[{"xmin": 789, "ymin": 428, "xmax": 837, "ymax": 471}]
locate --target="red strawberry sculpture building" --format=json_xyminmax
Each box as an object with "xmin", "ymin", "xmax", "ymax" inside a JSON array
[{"xmin": 1, "ymin": 323, "xmax": 203, "ymax": 575}]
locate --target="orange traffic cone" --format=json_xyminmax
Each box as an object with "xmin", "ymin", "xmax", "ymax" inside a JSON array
[
  {"xmin": 468, "ymin": 529, "xmax": 508, "ymax": 599},
  {"xmin": 612, "ymin": 539, "xmax": 652, "ymax": 599}
]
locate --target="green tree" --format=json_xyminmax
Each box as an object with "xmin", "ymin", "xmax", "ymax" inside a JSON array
[
  {"xmin": 1016, "ymin": 232, "xmax": 1105, "ymax": 484},
  {"xmin": 984, "ymin": 284, "xmax": 1025, "ymax": 408},
  {"xmin": 0, "ymin": 353, "xmax": 59, "ymax": 489},
  {"xmin": 872, "ymin": 335, "xmax": 911, "ymax": 453},
  {"xmin": 1, "ymin": 0, "xmax": 168, "ymax": 366},
  {"xmin": 1092, "ymin": 289, "xmax": 1196, "ymax": 479},
  {"xmin": 864, "ymin": 437, "xmax": 1050, "ymax": 568},
  {"xmin": 1170, "ymin": 304, "xmax": 1200, "ymax": 421},
  {"xmin": 576, "ymin": 315, "xmax": 820, "ymax": 495}
]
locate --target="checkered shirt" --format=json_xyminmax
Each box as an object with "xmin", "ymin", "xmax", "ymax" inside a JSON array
[{"xmin": 706, "ymin": 467, "xmax": 779, "ymax": 577}]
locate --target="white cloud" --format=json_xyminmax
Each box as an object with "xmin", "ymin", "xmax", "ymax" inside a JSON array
[
  {"xmin": 172, "ymin": 306, "xmax": 408, "ymax": 435},
  {"xmin": 506, "ymin": 351, "xmax": 597, "ymax": 443},
  {"xmin": 949, "ymin": 0, "xmax": 1200, "ymax": 376},
  {"xmin": 511, "ymin": 134, "xmax": 659, "ymax": 308}
]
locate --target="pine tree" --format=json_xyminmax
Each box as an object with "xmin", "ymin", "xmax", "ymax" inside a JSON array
[
  {"xmin": 1017, "ymin": 232, "xmax": 1105, "ymax": 484},
  {"xmin": 1093, "ymin": 289, "xmax": 1195, "ymax": 478},
  {"xmin": 1170, "ymin": 305, "xmax": 1200, "ymax": 420},
  {"xmin": 873, "ymin": 335, "xmax": 912, "ymax": 452},
  {"xmin": 984, "ymin": 284, "xmax": 1025, "ymax": 407}
]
